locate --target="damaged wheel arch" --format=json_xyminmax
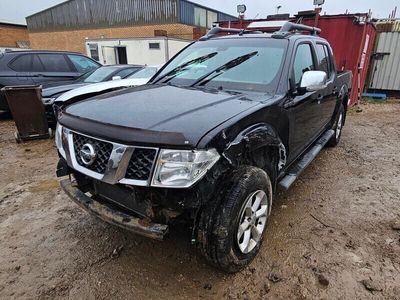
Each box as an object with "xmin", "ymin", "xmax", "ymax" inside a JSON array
[{"xmin": 219, "ymin": 123, "xmax": 286, "ymax": 188}]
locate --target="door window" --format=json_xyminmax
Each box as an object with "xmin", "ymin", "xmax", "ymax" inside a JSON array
[
  {"xmin": 293, "ymin": 44, "xmax": 315, "ymax": 85},
  {"xmin": 9, "ymin": 55, "xmax": 32, "ymax": 72},
  {"xmin": 67, "ymin": 54, "xmax": 99, "ymax": 73},
  {"xmin": 31, "ymin": 55, "xmax": 45, "ymax": 72},
  {"xmin": 316, "ymin": 43, "xmax": 332, "ymax": 77},
  {"xmin": 38, "ymin": 54, "xmax": 72, "ymax": 72}
]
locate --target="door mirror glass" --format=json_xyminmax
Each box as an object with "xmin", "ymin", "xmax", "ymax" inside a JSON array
[
  {"xmin": 112, "ymin": 76, "xmax": 122, "ymax": 81},
  {"xmin": 299, "ymin": 70, "xmax": 327, "ymax": 92}
]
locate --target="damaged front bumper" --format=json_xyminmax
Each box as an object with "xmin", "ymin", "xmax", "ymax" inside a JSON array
[{"xmin": 60, "ymin": 179, "xmax": 169, "ymax": 240}]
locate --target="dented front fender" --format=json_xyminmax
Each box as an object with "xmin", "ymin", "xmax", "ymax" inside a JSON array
[{"xmin": 222, "ymin": 123, "xmax": 282, "ymax": 167}]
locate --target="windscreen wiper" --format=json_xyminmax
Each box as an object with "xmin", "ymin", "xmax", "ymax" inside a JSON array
[
  {"xmin": 153, "ymin": 52, "xmax": 218, "ymax": 84},
  {"xmin": 190, "ymin": 51, "xmax": 258, "ymax": 87}
]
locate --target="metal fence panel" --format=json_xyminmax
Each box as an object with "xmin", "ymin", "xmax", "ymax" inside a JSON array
[{"xmin": 369, "ymin": 32, "xmax": 400, "ymax": 91}]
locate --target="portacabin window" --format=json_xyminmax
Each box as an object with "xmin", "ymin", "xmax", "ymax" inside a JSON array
[
  {"xmin": 149, "ymin": 42, "xmax": 160, "ymax": 50},
  {"xmin": 88, "ymin": 44, "xmax": 100, "ymax": 62}
]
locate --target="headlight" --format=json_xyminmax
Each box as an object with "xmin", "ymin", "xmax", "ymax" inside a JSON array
[
  {"xmin": 151, "ymin": 149, "xmax": 220, "ymax": 188},
  {"xmin": 42, "ymin": 97, "xmax": 56, "ymax": 105},
  {"xmin": 55, "ymin": 123, "xmax": 66, "ymax": 159}
]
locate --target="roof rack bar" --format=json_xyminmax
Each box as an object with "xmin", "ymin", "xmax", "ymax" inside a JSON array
[
  {"xmin": 272, "ymin": 22, "xmax": 321, "ymax": 39},
  {"xmin": 199, "ymin": 27, "xmax": 262, "ymax": 41}
]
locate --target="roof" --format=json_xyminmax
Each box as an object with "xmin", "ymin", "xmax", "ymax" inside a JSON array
[
  {"xmin": 3, "ymin": 50, "xmax": 85, "ymax": 55},
  {"xmin": 26, "ymin": 0, "xmax": 237, "ymax": 32},
  {"xmin": 0, "ymin": 19, "xmax": 27, "ymax": 28},
  {"xmin": 85, "ymin": 36, "xmax": 190, "ymax": 43}
]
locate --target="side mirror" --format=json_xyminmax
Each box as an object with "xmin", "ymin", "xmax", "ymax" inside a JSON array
[
  {"xmin": 299, "ymin": 71, "xmax": 327, "ymax": 93},
  {"xmin": 112, "ymin": 76, "xmax": 122, "ymax": 81}
]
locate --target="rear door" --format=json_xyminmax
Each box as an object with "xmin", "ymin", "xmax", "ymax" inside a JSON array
[
  {"xmin": 314, "ymin": 42, "xmax": 337, "ymax": 130},
  {"xmin": 7, "ymin": 54, "xmax": 35, "ymax": 85},
  {"xmin": 31, "ymin": 53, "xmax": 79, "ymax": 85}
]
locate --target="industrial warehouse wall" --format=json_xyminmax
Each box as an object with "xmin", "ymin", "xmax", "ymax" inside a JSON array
[
  {"xmin": 0, "ymin": 25, "xmax": 29, "ymax": 48},
  {"xmin": 28, "ymin": 23, "xmax": 195, "ymax": 54}
]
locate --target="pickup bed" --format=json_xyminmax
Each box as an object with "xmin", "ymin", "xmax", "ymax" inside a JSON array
[{"xmin": 55, "ymin": 22, "xmax": 352, "ymax": 273}]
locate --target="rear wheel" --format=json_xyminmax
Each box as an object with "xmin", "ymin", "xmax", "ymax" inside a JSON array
[
  {"xmin": 198, "ymin": 166, "xmax": 273, "ymax": 273},
  {"xmin": 327, "ymin": 104, "xmax": 345, "ymax": 147}
]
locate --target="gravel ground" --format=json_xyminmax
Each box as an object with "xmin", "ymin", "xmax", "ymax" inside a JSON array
[{"xmin": 0, "ymin": 101, "xmax": 399, "ymax": 299}]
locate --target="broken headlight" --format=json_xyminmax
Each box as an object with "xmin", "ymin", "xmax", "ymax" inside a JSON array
[
  {"xmin": 55, "ymin": 123, "xmax": 66, "ymax": 159},
  {"xmin": 151, "ymin": 149, "xmax": 220, "ymax": 188}
]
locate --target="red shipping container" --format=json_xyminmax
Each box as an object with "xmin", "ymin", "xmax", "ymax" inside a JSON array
[{"xmin": 301, "ymin": 14, "xmax": 376, "ymax": 106}]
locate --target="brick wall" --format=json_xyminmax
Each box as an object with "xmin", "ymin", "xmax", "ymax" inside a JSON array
[
  {"xmin": 29, "ymin": 23, "xmax": 196, "ymax": 53},
  {"xmin": 0, "ymin": 24, "xmax": 29, "ymax": 48}
]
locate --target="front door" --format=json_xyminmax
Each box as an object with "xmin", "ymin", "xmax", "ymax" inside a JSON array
[
  {"xmin": 286, "ymin": 42, "xmax": 321, "ymax": 162},
  {"xmin": 102, "ymin": 46, "xmax": 117, "ymax": 65},
  {"xmin": 31, "ymin": 54, "xmax": 79, "ymax": 85}
]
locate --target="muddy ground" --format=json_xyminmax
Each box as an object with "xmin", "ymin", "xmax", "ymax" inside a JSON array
[{"xmin": 0, "ymin": 101, "xmax": 399, "ymax": 300}]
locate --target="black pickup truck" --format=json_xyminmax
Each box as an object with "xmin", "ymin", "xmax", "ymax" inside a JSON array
[{"xmin": 55, "ymin": 23, "xmax": 352, "ymax": 273}]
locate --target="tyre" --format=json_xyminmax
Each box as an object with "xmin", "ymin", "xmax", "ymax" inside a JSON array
[
  {"xmin": 198, "ymin": 166, "xmax": 273, "ymax": 273},
  {"xmin": 327, "ymin": 104, "xmax": 345, "ymax": 147}
]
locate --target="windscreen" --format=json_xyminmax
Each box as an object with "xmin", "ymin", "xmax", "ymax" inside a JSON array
[
  {"xmin": 128, "ymin": 67, "xmax": 158, "ymax": 79},
  {"xmin": 83, "ymin": 66, "xmax": 121, "ymax": 83},
  {"xmin": 153, "ymin": 38, "xmax": 288, "ymax": 93}
]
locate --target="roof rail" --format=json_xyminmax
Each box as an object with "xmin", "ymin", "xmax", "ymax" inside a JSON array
[
  {"xmin": 272, "ymin": 22, "xmax": 321, "ymax": 39},
  {"xmin": 199, "ymin": 27, "xmax": 262, "ymax": 41}
]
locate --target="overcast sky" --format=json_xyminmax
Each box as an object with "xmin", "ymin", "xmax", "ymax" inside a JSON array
[{"xmin": 0, "ymin": 0, "xmax": 398, "ymax": 24}]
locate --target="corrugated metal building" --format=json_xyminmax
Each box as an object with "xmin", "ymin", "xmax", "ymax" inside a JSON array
[
  {"xmin": 26, "ymin": 0, "xmax": 236, "ymax": 53},
  {"xmin": 368, "ymin": 20, "xmax": 400, "ymax": 92}
]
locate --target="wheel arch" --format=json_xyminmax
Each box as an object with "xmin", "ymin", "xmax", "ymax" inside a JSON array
[
  {"xmin": 335, "ymin": 84, "xmax": 349, "ymax": 125},
  {"xmin": 221, "ymin": 123, "xmax": 285, "ymax": 190}
]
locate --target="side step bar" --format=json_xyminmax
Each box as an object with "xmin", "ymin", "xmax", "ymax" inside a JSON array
[{"xmin": 278, "ymin": 129, "xmax": 335, "ymax": 191}]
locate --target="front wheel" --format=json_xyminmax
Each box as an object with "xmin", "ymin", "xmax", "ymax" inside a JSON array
[
  {"xmin": 327, "ymin": 104, "xmax": 345, "ymax": 147},
  {"xmin": 198, "ymin": 166, "xmax": 273, "ymax": 273}
]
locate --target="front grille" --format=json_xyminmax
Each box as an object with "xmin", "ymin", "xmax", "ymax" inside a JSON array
[
  {"xmin": 73, "ymin": 133, "xmax": 113, "ymax": 174},
  {"xmin": 125, "ymin": 148, "xmax": 157, "ymax": 181}
]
